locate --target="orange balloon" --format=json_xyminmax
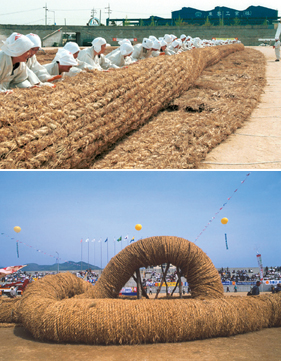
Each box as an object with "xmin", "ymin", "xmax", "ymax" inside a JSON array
[
  {"xmin": 135, "ymin": 224, "xmax": 142, "ymax": 231},
  {"xmin": 14, "ymin": 226, "xmax": 21, "ymax": 233},
  {"xmin": 221, "ymin": 218, "xmax": 228, "ymax": 225}
]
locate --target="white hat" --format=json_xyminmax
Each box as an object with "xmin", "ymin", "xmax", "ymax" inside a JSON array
[
  {"xmin": 160, "ymin": 39, "xmax": 167, "ymax": 47},
  {"xmin": 120, "ymin": 42, "xmax": 134, "ymax": 56},
  {"xmin": 26, "ymin": 33, "xmax": 42, "ymax": 48},
  {"xmin": 149, "ymin": 35, "xmax": 157, "ymax": 42},
  {"xmin": 142, "ymin": 38, "xmax": 153, "ymax": 49},
  {"xmin": 64, "ymin": 41, "xmax": 80, "ymax": 54},
  {"xmin": 172, "ymin": 39, "xmax": 181, "ymax": 48},
  {"xmin": 1, "ymin": 32, "xmax": 34, "ymax": 57},
  {"xmin": 152, "ymin": 40, "xmax": 161, "ymax": 50},
  {"xmin": 92, "ymin": 37, "xmax": 107, "ymax": 52},
  {"xmin": 54, "ymin": 49, "xmax": 78, "ymax": 66},
  {"xmin": 180, "ymin": 34, "xmax": 186, "ymax": 40},
  {"xmin": 118, "ymin": 39, "xmax": 131, "ymax": 46},
  {"xmin": 170, "ymin": 34, "xmax": 177, "ymax": 41},
  {"xmin": 164, "ymin": 34, "xmax": 173, "ymax": 44}
]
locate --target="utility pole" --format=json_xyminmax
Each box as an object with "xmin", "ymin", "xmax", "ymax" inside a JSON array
[
  {"xmin": 105, "ymin": 3, "xmax": 112, "ymax": 25},
  {"xmin": 43, "ymin": 3, "xmax": 48, "ymax": 26},
  {"xmin": 91, "ymin": 7, "xmax": 96, "ymax": 18}
]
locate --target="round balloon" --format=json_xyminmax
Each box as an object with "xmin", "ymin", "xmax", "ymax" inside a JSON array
[
  {"xmin": 221, "ymin": 218, "xmax": 228, "ymax": 225},
  {"xmin": 135, "ymin": 224, "xmax": 142, "ymax": 231},
  {"xmin": 14, "ymin": 226, "xmax": 21, "ymax": 233}
]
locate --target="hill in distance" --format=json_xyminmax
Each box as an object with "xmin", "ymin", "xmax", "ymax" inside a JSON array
[{"xmin": 22, "ymin": 261, "xmax": 101, "ymax": 272}]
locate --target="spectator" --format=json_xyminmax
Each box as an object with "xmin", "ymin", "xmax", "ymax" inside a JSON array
[{"xmin": 252, "ymin": 281, "xmax": 261, "ymax": 295}]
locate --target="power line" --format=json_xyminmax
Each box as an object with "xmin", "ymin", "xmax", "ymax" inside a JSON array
[
  {"xmin": 0, "ymin": 8, "xmax": 42, "ymax": 17},
  {"xmin": 23, "ymin": 19, "xmax": 45, "ymax": 25}
]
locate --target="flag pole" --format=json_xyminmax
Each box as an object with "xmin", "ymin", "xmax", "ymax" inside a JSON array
[
  {"xmin": 88, "ymin": 238, "xmax": 89, "ymax": 270},
  {"xmin": 80, "ymin": 238, "xmax": 83, "ymax": 271},
  {"xmin": 100, "ymin": 239, "xmax": 102, "ymax": 270},
  {"xmin": 107, "ymin": 238, "xmax": 108, "ymax": 265}
]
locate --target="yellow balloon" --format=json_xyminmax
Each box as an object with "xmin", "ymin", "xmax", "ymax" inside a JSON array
[
  {"xmin": 135, "ymin": 224, "xmax": 142, "ymax": 231},
  {"xmin": 14, "ymin": 226, "xmax": 21, "ymax": 233},
  {"xmin": 221, "ymin": 218, "xmax": 228, "ymax": 225}
]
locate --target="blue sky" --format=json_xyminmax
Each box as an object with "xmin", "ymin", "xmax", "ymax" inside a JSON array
[
  {"xmin": 1, "ymin": 170, "xmax": 280, "ymax": 269},
  {"xmin": 0, "ymin": 0, "xmax": 279, "ymax": 26}
]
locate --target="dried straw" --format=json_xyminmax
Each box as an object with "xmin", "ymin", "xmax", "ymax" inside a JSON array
[
  {"xmin": 92, "ymin": 48, "xmax": 266, "ymax": 169},
  {"xmin": 1, "ymin": 236, "xmax": 280, "ymax": 345},
  {"xmin": 0, "ymin": 44, "xmax": 244, "ymax": 169}
]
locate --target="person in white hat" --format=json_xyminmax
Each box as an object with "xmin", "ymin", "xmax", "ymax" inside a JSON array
[
  {"xmin": 273, "ymin": 37, "xmax": 280, "ymax": 62},
  {"xmin": 78, "ymin": 37, "xmax": 118, "ymax": 70},
  {"xmin": 0, "ymin": 32, "xmax": 34, "ymax": 92},
  {"xmin": 151, "ymin": 39, "xmax": 162, "ymax": 57},
  {"xmin": 63, "ymin": 41, "xmax": 97, "ymax": 71},
  {"xmin": 106, "ymin": 42, "xmax": 134, "ymax": 67},
  {"xmin": 169, "ymin": 39, "xmax": 182, "ymax": 54},
  {"xmin": 131, "ymin": 38, "xmax": 153, "ymax": 62},
  {"xmin": 159, "ymin": 38, "xmax": 174, "ymax": 55},
  {"xmin": 105, "ymin": 38, "xmax": 131, "ymax": 59},
  {"xmin": 164, "ymin": 34, "xmax": 173, "ymax": 45},
  {"xmin": 25, "ymin": 33, "xmax": 53, "ymax": 84},
  {"xmin": 43, "ymin": 49, "xmax": 78, "ymax": 77},
  {"xmin": 180, "ymin": 34, "xmax": 189, "ymax": 51}
]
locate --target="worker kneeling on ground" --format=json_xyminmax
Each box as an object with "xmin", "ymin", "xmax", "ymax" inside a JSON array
[
  {"xmin": 43, "ymin": 49, "xmax": 78, "ymax": 79},
  {"xmin": 0, "ymin": 32, "xmax": 34, "ymax": 93}
]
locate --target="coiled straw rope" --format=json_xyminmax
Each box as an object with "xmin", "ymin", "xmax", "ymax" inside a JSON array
[
  {"xmin": 0, "ymin": 44, "xmax": 244, "ymax": 169},
  {"xmin": 0, "ymin": 236, "xmax": 280, "ymax": 345}
]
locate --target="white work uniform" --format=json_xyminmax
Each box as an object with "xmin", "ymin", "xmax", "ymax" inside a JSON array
[
  {"xmin": 274, "ymin": 40, "xmax": 280, "ymax": 60},
  {"xmin": 43, "ymin": 62, "xmax": 81, "ymax": 78},
  {"xmin": 78, "ymin": 47, "xmax": 118, "ymax": 70},
  {"xmin": 0, "ymin": 51, "xmax": 31, "ymax": 92},
  {"xmin": 105, "ymin": 50, "xmax": 133, "ymax": 67},
  {"xmin": 151, "ymin": 51, "xmax": 160, "ymax": 57},
  {"xmin": 26, "ymin": 55, "xmax": 52, "ymax": 82},
  {"xmin": 131, "ymin": 44, "xmax": 152, "ymax": 61}
]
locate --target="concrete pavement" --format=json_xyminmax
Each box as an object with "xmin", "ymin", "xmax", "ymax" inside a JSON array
[{"xmin": 200, "ymin": 46, "xmax": 281, "ymax": 169}]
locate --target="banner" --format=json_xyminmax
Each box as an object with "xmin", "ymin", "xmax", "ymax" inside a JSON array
[
  {"xmin": 195, "ymin": 173, "xmax": 251, "ymax": 242},
  {"xmin": 0, "ymin": 265, "xmax": 26, "ymax": 278},
  {"xmin": 256, "ymin": 254, "xmax": 264, "ymax": 280},
  {"xmin": 154, "ymin": 282, "xmax": 183, "ymax": 287}
]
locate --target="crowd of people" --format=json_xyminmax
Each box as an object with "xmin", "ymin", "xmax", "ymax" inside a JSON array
[
  {"xmin": 0, "ymin": 31, "xmax": 241, "ymax": 93},
  {"xmin": 218, "ymin": 266, "xmax": 281, "ymax": 283},
  {"xmin": 1, "ymin": 265, "xmax": 280, "ymax": 298}
]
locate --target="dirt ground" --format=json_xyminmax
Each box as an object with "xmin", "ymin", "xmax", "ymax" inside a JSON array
[{"xmin": 1, "ymin": 292, "xmax": 280, "ymax": 361}]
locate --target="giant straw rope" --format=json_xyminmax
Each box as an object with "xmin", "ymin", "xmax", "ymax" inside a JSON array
[
  {"xmin": 1, "ymin": 236, "xmax": 281, "ymax": 344},
  {"xmin": 0, "ymin": 44, "xmax": 244, "ymax": 169}
]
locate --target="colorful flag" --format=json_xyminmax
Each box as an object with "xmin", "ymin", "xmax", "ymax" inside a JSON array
[
  {"xmin": 104, "ymin": 238, "xmax": 108, "ymax": 242},
  {"xmin": 80, "ymin": 239, "xmax": 83, "ymax": 243},
  {"xmin": 117, "ymin": 236, "xmax": 122, "ymax": 242},
  {"xmin": 130, "ymin": 237, "xmax": 135, "ymax": 243},
  {"xmin": 256, "ymin": 254, "xmax": 264, "ymax": 280},
  {"xmin": 124, "ymin": 235, "xmax": 128, "ymax": 240},
  {"xmin": 16, "ymin": 241, "xmax": 19, "ymax": 258},
  {"xmin": 0, "ymin": 265, "xmax": 26, "ymax": 278},
  {"xmin": 225, "ymin": 233, "xmax": 228, "ymax": 250}
]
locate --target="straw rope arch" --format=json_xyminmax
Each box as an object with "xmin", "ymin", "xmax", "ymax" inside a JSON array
[
  {"xmin": 88, "ymin": 235, "xmax": 224, "ymax": 299},
  {"xmin": 1, "ymin": 236, "xmax": 281, "ymax": 344}
]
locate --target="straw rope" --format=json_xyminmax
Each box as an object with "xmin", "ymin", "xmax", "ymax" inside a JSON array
[
  {"xmin": 0, "ymin": 44, "xmax": 244, "ymax": 169},
  {"xmin": 0, "ymin": 236, "xmax": 280, "ymax": 344},
  {"xmin": 89, "ymin": 236, "xmax": 224, "ymax": 299}
]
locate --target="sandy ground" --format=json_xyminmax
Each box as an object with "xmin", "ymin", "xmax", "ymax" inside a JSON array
[
  {"xmin": 200, "ymin": 46, "xmax": 281, "ymax": 169},
  {"xmin": 1, "ymin": 292, "xmax": 281, "ymax": 361}
]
